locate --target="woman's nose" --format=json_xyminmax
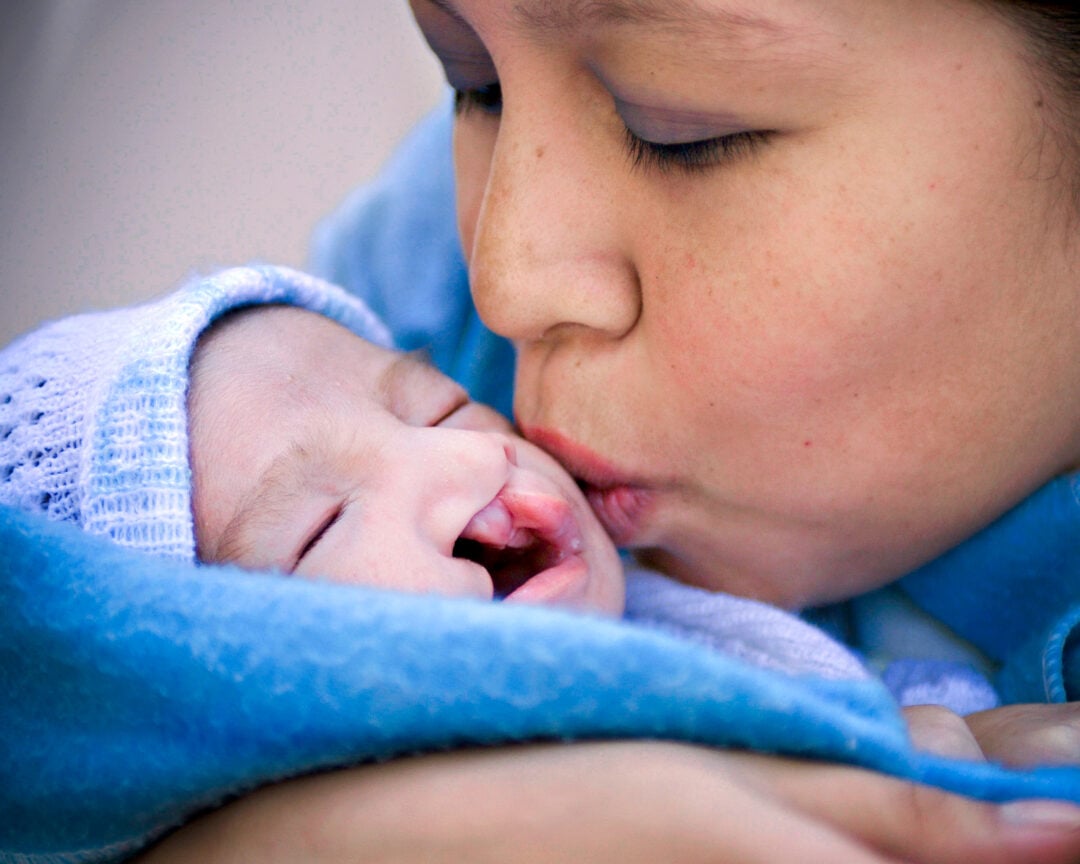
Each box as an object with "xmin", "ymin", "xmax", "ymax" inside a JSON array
[{"xmin": 464, "ymin": 91, "xmax": 642, "ymax": 346}]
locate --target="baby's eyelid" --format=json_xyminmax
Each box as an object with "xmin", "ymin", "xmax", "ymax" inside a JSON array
[
  {"xmin": 431, "ymin": 393, "xmax": 472, "ymax": 427},
  {"xmin": 295, "ymin": 506, "xmax": 344, "ymax": 570}
]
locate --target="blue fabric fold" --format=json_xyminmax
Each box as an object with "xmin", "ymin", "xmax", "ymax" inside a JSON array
[{"xmin": 3, "ymin": 504, "xmax": 1079, "ymax": 863}]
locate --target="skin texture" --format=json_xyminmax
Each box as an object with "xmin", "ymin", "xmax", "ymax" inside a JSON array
[
  {"xmin": 416, "ymin": 0, "xmax": 1080, "ymax": 609},
  {"xmin": 188, "ymin": 305, "xmax": 624, "ymax": 616}
]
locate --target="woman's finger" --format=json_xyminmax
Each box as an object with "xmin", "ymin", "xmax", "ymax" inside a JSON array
[{"xmin": 728, "ymin": 752, "xmax": 1080, "ymax": 864}]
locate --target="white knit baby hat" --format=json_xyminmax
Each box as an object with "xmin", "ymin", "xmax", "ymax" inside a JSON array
[{"xmin": 0, "ymin": 265, "xmax": 393, "ymax": 562}]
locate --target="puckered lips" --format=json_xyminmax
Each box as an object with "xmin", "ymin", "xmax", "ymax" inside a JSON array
[
  {"xmin": 519, "ymin": 425, "xmax": 651, "ymax": 547},
  {"xmin": 452, "ymin": 484, "xmax": 587, "ymax": 604}
]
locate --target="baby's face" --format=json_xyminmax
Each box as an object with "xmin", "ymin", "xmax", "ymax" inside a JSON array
[{"xmin": 187, "ymin": 306, "xmax": 624, "ymax": 616}]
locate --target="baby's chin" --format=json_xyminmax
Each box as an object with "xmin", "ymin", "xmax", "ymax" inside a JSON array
[
  {"xmin": 535, "ymin": 520, "xmax": 623, "ymax": 618},
  {"xmin": 500, "ymin": 549, "xmax": 622, "ymax": 615},
  {"xmin": 547, "ymin": 505, "xmax": 625, "ymax": 617}
]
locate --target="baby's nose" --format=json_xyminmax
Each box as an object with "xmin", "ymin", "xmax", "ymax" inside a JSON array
[{"xmin": 417, "ymin": 426, "xmax": 518, "ymax": 484}]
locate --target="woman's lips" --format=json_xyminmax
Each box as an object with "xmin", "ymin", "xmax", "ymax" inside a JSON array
[
  {"xmin": 520, "ymin": 425, "xmax": 652, "ymax": 546},
  {"xmin": 584, "ymin": 485, "xmax": 651, "ymax": 546}
]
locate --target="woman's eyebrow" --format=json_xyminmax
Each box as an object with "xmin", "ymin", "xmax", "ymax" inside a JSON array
[
  {"xmin": 425, "ymin": 0, "xmax": 793, "ymax": 39},
  {"xmin": 515, "ymin": 0, "xmax": 795, "ymax": 42}
]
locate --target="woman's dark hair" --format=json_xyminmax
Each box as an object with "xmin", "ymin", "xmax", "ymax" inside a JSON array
[{"xmin": 990, "ymin": 2, "xmax": 1080, "ymax": 202}]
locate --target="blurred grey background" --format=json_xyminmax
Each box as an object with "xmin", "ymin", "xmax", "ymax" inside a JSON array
[{"xmin": 1, "ymin": 1, "xmax": 445, "ymax": 346}]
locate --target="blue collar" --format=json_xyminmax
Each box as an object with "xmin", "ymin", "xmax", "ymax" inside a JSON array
[{"xmin": 899, "ymin": 473, "xmax": 1080, "ymax": 663}]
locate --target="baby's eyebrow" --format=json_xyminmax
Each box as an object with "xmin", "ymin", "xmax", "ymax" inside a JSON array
[{"xmin": 211, "ymin": 441, "xmax": 311, "ymax": 567}]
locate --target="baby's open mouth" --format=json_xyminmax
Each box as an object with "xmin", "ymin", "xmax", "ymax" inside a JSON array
[
  {"xmin": 452, "ymin": 534, "xmax": 563, "ymax": 597},
  {"xmin": 452, "ymin": 491, "xmax": 583, "ymax": 599}
]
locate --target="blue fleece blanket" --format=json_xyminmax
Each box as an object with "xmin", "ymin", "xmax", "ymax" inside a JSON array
[{"xmin": 2, "ymin": 504, "xmax": 1079, "ymax": 863}]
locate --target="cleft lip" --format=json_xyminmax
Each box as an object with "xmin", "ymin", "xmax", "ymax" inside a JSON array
[{"xmin": 454, "ymin": 485, "xmax": 584, "ymax": 599}]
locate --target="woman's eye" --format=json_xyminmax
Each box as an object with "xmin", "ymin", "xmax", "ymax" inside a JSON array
[
  {"xmin": 623, "ymin": 128, "xmax": 773, "ymax": 174},
  {"xmin": 454, "ymin": 82, "xmax": 503, "ymax": 116}
]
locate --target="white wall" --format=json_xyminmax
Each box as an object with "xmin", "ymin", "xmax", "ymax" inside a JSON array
[{"xmin": 0, "ymin": 1, "xmax": 445, "ymax": 345}]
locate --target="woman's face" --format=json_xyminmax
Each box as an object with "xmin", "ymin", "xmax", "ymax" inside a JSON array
[{"xmin": 410, "ymin": 0, "xmax": 1080, "ymax": 608}]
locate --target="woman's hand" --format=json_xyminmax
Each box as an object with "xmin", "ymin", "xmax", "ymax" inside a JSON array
[
  {"xmin": 137, "ymin": 741, "xmax": 1080, "ymax": 864},
  {"xmin": 904, "ymin": 703, "xmax": 1080, "ymax": 767},
  {"xmin": 965, "ymin": 703, "xmax": 1080, "ymax": 767}
]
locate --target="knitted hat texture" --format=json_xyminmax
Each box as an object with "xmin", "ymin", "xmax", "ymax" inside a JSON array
[{"xmin": 0, "ymin": 265, "xmax": 393, "ymax": 562}]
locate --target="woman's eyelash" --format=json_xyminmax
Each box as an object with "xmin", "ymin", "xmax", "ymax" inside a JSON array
[
  {"xmin": 623, "ymin": 128, "xmax": 772, "ymax": 174},
  {"xmin": 454, "ymin": 83, "xmax": 503, "ymax": 115},
  {"xmin": 454, "ymin": 79, "xmax": 767, "ymax": 174}
]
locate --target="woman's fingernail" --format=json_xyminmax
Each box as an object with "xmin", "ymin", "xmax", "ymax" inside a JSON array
[{"xmin": 1001, "ymin": 800, "xmax": 1080, "ymax": 829}]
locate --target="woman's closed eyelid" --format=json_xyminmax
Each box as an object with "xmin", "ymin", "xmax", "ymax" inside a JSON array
[
  {"xmin": 609, "ymin": 92, "xmax": 773, "ymax": 172},
  {"xmin": 611, "ymin": 94, "xmax": 748, "ymax": 143}
]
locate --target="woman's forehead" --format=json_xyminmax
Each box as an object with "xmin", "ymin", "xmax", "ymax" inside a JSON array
[
  {"xmin": 414, "ymin": 0, "xmax": 893, "ymax": 89},
  {"xmin": 417, "ymin": 0, "xmax": 843, "ymax": 40}
]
